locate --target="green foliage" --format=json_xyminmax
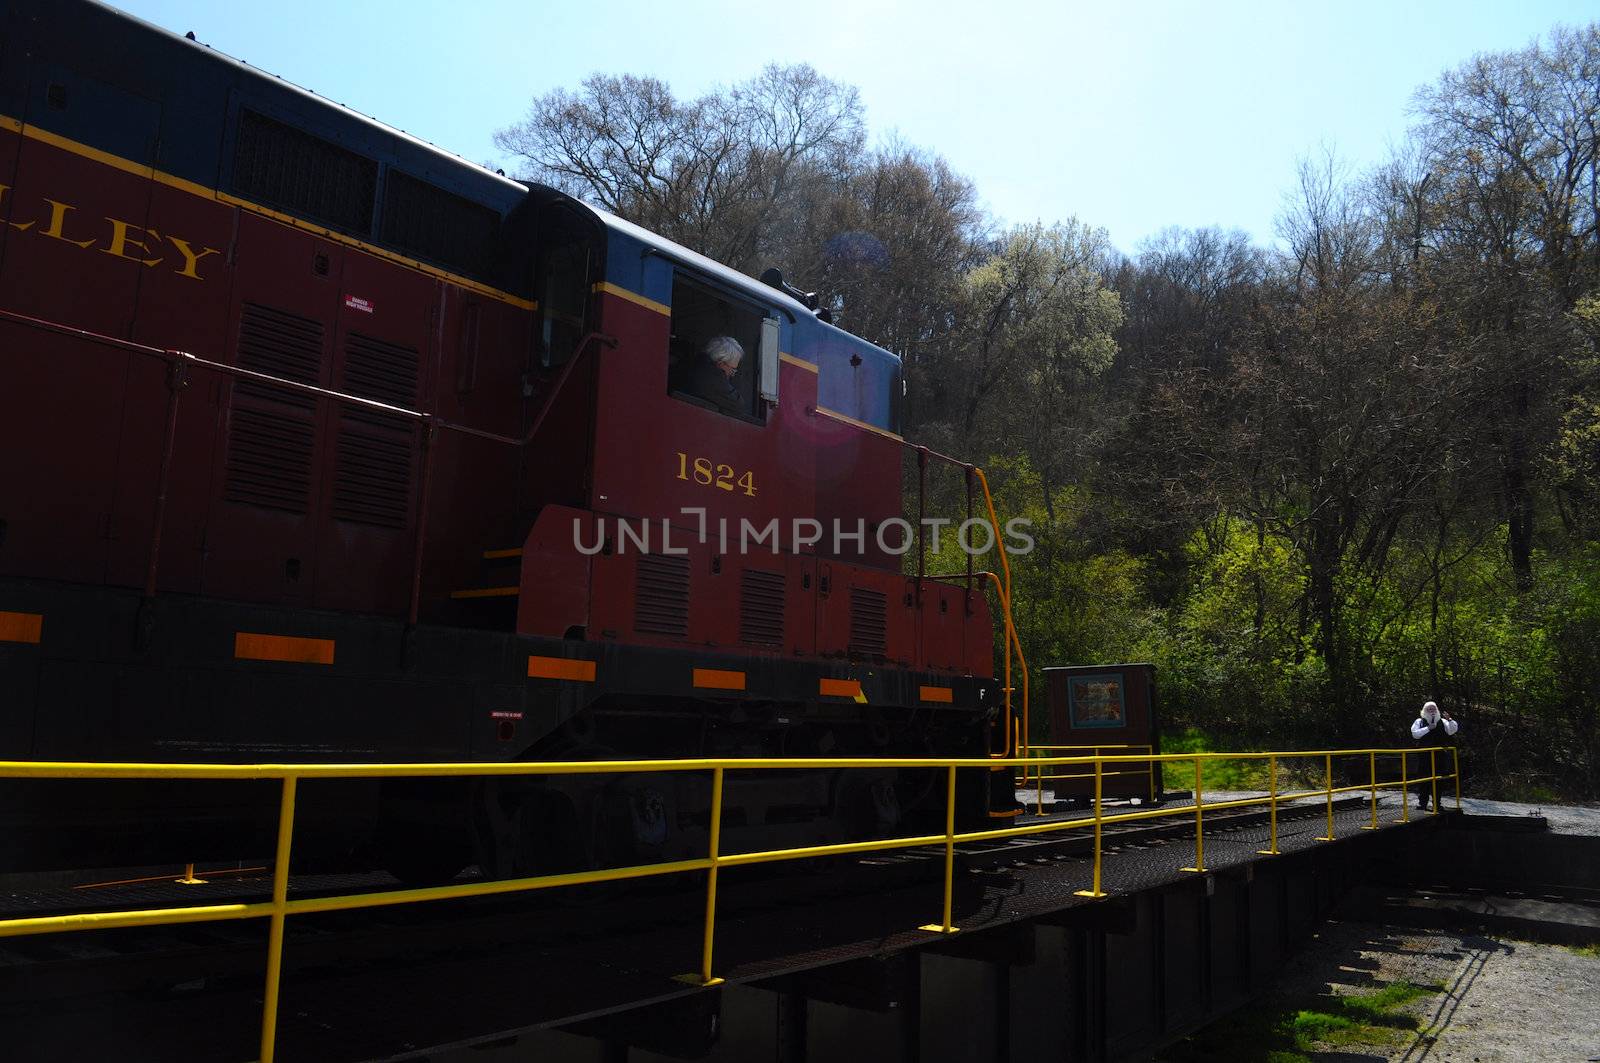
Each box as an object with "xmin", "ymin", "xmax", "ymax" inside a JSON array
[
  {"xmin": 1159, "ymin": 980, "xmax": 1443, "ymax": 1062},
  {"xmin": 962, "ymin": 456, "xmax": 1166, "ymax": 749},
  {"xmin": 1156, "ymin": 521, "xmax": 1326, "ymax": 747},
  {"xmin": 1157, "ymin": 729, "xmax": 1274, "ymax": 791}
]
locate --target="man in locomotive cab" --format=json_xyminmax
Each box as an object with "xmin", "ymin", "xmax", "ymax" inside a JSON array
[
  {"xmin": 685, "ymin": 335, "xmax": 746, "ymax": 416},
  {"xmin": 668, "ymin": 274, "xmax": 763, "ymax": 419}
]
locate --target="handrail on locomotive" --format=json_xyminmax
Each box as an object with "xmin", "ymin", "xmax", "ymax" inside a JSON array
[
  {"xmin": 0, "ymin": 306, "xmax": 617, "ymax": 630},
  {"xmin": 0, "ymin": 745, "xmax": 1462, "ymax": 1063}
]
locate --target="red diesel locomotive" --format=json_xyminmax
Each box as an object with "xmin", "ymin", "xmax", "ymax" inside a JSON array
[{"xmin": 0, "ymin": 0, "xmax": 1012, "ymax": 880}]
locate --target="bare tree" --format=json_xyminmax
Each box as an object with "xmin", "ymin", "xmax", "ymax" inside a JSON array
[{"xmin": 494, "ymin": 64, "xmax": 864, "ymax": 272}]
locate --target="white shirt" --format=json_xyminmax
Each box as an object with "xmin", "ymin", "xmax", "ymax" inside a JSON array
[{"xmin": 1410, "ymin": 714, "xmax": 1459, "ymax": 740}]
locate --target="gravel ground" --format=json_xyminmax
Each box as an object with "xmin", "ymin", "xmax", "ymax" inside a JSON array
[
  {"xmin": 1254, "ymin": 918, "xmax": 1600, "ymax": 1062},
  {"xmin": 1037, "ymin": 781, "xmax": 1600, "ymax": 1059}
]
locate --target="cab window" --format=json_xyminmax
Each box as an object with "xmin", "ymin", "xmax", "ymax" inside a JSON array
[{"xmin": 667, "ymin": 274, "xmax": 763, "ymax": 422}]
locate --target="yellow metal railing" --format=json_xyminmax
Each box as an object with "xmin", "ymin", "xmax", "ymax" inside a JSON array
[
  {"xmin": 1019, "ymin": 744, "xmax": 1158, "ymax": 813},
  {"xmin": 973, "ymin": 468, "xmax": 1029, "ymax": 759},
  {"xmin": 0, "ymin": 746, "xmax": 1460, "ymax": 1061}
]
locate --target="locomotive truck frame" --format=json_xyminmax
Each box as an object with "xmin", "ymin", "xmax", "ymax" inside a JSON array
[{"xmin": 0, "ymin": 0, "xmax": 1025, "ymax": 881}]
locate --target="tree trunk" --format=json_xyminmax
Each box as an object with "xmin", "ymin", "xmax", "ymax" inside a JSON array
[{"xmin": 1505, "ymin": 373, "xmax": 1535, "ymax": 591}]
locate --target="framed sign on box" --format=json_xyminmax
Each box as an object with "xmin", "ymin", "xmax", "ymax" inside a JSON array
[{"xmin": 1068, "ymin": 674, "xmax": 1126, "ymax": 729}]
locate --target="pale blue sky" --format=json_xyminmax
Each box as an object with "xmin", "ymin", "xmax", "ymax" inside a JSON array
[{"xmin": 114, "ymin": 0, "xmax": 1596, "ymax": 256}]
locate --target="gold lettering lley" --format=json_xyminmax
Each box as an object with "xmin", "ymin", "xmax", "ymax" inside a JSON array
[{"xmin": 1, "ymin": 185, "xmax": 222, "ymax": 281}]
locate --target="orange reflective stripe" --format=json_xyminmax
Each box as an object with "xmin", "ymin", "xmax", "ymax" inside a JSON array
[
  {"xmin": 0, "ymin": 611, "xmax": 43, "ymax": 644},
  {"xmin": 234, "ymin": 633, "xmax": 334, "ymax": 665},
  {"xmin": 527, "ymin": 656, "xmax": 597, "ymax": 682},
  {"xmin": 919, "ymin": 685, "xmax": 954, "ymax": 704},
  {"xmin": 819, "ymin": 678, "xmax": 862, "ymax": 699},
  {"xmin": 693, "ymin": 668, "xmax": 746, "ymax": 691}
]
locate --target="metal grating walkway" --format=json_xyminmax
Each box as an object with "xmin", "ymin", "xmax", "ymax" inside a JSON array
[{"xmin": 0, "ymin": 796, "xmax": 1441, "ymax": 1061}]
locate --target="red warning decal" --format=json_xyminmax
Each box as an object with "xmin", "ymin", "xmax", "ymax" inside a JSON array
[{"xmin": 344, "ymin": 295, "xmax": 375, "ymax": 314}]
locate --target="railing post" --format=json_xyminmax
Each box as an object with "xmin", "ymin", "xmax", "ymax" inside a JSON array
[
  {"xmin": 1316, "ymin": 753, "xmax": 1335, "ymax": 841},
  {"xmin": 698, "ymin": 766, "xmax": 726, "ymax": 985},
  {"xmin": 1453, "ymin": 747, "xmax": 1462, "ymax": 811},
  {"xmin": 1035, "ymin": 755, "xmax": 1044, "ymax": 816},
  {"xmin": 1400, "ymin": 752, "xmax": 1409, "ymax": 823},
  {"xmin": 1361, "ymin": 751, "xmax": 1379, "ymax": 830},
  {"xmin": 1075, "ymin": 756, "xmax": 1107, "ymax": 898},
  {"xmin": 1181, "ymin": 757, "xmax": 1205, "ymax": 873},
  {"xmin": 258, "ymin": 775, "xmax": 298, "ymax": 1063},
  {"xmin": 1256, "ymin": 755, "xmax": 1280, "ymax": 855},
  {"xmin": 921, "ymin": 765, "xmax": 961, "ymax": 933},
  {"xmin": 1430, "ymin": 749, "xmax": 1439, "ymax": 815}
]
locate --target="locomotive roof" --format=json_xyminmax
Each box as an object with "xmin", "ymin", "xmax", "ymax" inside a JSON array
[
  {"xmin": 36, "ymin": 1, "xmax": 904, "ymax": 396},
  {"xmin": 583, "ymin": 204, "xmax": 904, "ymax": 370},
  {"xmin": 27, "ymin": 0, "xmax": 527, "ymax": 214},
  {"xmin": 587, "ymin": 208, "xmax": 815, "ymax": 318}
]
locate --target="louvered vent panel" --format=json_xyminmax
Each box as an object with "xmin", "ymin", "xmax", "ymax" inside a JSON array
[
  {"xmin": 233, "ymin": 108, "xmax": 378, "ymax": 237},
  {"xmin": 331, "ymin": 432, "xmax": 412, "ymax": 527},
  {"xmin": 224, "ymin": 304, "xmax": 324, "ymax": 514},
  {"xmin": 342, "ymin": 332, "xmax": 420, "ymax": 418},
  {"xmin": 635, "ymin": 554, "xmax": 691, "ymax": 637},
  {"xmin": 235, "ymin": 303, "xmax": 323, "ymax": 408},
  {"xmin": 380, "ymin": 168, "xmax": 500, "ymax": 279},
  {"xmin": 223, "ymin": 407, "xmax": 316, "ymax": 513},
  {"xmin": 332, "ymin": 332, "xmax": 419, "ymax": 528},
  {"xmin": 740, "ymin": 569, "xmax": 786, "ymax": 646},
  {"xmin": 849, "ymin": 588, "xmax": 888, "ymax": 657}
]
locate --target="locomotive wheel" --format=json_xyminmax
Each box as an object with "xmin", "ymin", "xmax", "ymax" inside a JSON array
[
  {"xmin": 831, "ymin": 769, "xmax": 902, "ymax": 839},
  {"xmin": 473, "ymin": 783, "xmax": 593, "ymax": 881},
  {"xmin": 472, "ymin": 741, "xmax": 619, "ymax": 886}
]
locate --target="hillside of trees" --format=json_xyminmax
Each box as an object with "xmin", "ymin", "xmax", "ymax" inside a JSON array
[{"xmin": 496, "ymin": 26, "xmax": 1600, "ymax": 800}]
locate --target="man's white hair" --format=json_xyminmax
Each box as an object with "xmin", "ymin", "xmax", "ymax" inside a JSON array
[
  {"xmin": 1422, "ymin": 700, "xmax": 1439, "ymax": 718},
  {"xmin": 704, "ymin": 335, "xmax": 744, "ymax": 368}
]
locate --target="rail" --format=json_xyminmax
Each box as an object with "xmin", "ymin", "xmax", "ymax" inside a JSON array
[
  {"xmin": 908, "ymin": 449, "xmax": 1029, "ymax": 761},
  {"xmin": 0, "ymin": 745, "xmax": 1460, "ymax": 1061},
  {"xmin": 0, "ymin": 307, "xmax": 615, "ymax": 626},
  {"xmin": 973, "ymin": 467, "xmax": 1029, "ymax": 759},
  {"xmin": 1021, "ymin": 743, "xmax": 1158, "ymax": 812}
]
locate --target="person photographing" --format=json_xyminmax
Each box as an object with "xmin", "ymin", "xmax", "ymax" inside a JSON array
[{"xmin": 1408, "ymin": 700, "xmax": 1458, "ymax": 811}]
